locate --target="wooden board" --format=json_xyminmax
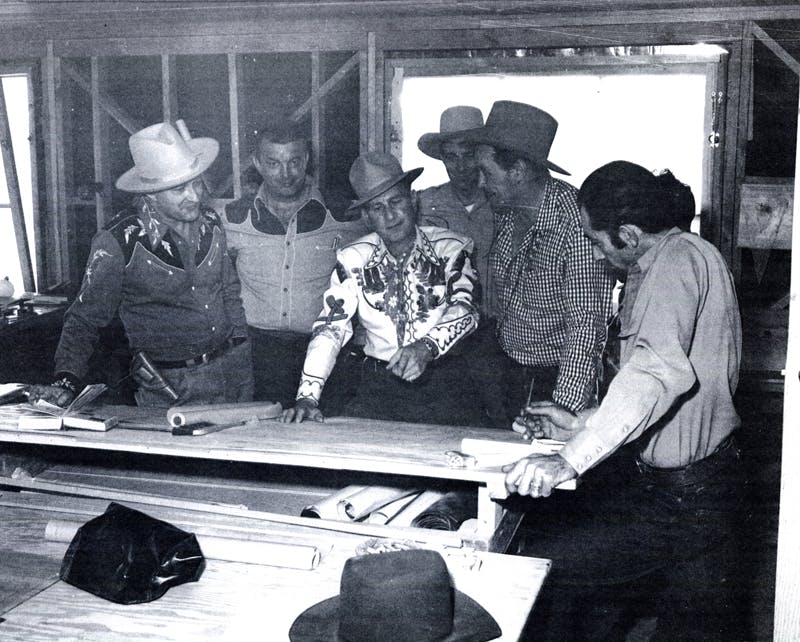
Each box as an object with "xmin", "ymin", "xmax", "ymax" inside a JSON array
[{"xmin": 0, "ymin": 496, "xmax": 549, "ymax": 641}]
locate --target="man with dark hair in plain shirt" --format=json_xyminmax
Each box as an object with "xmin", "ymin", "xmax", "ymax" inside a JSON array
[{"xmin": 506, "ymin": 161, "xmax": 744, "ymax": 641}]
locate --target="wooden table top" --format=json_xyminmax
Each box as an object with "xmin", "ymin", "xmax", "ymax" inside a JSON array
[{"xmin": 0, "ymin": 493, "xmax": 549, "ymax": 641}]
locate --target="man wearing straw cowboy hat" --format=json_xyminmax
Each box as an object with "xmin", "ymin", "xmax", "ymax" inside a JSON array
[
  {"xmin": 282, "ymin": 151, "xmax": 483, "ymax": 426},
  {"xmin": 461, "ymin": 100, "xmax": 613, "ymax": 426},
  {"xmin": 416, "ymin": 106, "xmax": 495, "ymax": 318},
  {"xmin": 30, "ymin": 121, "xmax": 253, "ymax": 408}
]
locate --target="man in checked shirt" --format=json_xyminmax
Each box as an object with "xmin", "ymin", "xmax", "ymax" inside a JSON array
[
  {"xmin": 460, "ymin": 101, "xmax": 614, "ymax": 427},
  {"xmin": 282, "ymin": 152, "xmax": 482, "ymax": 426}
]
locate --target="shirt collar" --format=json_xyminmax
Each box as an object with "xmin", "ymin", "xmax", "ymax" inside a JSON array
[
  {"xmin": 633, "ymin": 227, "xmax": 683, "ymax": 274},
  {"xmin": 253, "ymin": 176, "xmax": 325, "ymax": 217},
  {"xmin": 368, "ymin": 226, "xmax": 436, "ymax": 268}
]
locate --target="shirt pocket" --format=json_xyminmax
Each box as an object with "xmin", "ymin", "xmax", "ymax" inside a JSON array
[{"xmin": 128, "ymin": 243, "xmax": 188, "ymax": 298}]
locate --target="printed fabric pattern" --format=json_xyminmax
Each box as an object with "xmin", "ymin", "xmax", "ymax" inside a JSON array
[{"xmin": 296, "ymin": 226, "xmax": 479, "ymax": 404}]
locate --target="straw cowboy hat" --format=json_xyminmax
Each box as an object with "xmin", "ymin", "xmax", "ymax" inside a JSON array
[
  {"xmin": 289, "ymin": 549, "xmax": 502, "ymax": 642},
  {"xmin": 461, "ymin": 100, "xmax": 570, "ymax": 175},
  {"xmin": 115, "ymin": 122, "xmax": 219, "ymax": 193},
  {"xmin": 417, "ymin": 106, "xmax": 485, "ymax": 160},
  {"xmin": 347, "ymin": 151, "xmax": 423, "ymax": 210}
]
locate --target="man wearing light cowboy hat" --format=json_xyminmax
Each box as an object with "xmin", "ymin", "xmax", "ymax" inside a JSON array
[
  {"xmin": 31, "ymin": 121, "xmax": 253, "ymax": 408},
  {"xmin": 282, "ymin": 151, "xmax": 483, "ymax": 426},
  {"xmin": 460, "ymin": 100, "xmax": 613, "ymax": 426},
  {"xmin": 416, "ymin": 106, "xmax": 495, "ymax": 318}
]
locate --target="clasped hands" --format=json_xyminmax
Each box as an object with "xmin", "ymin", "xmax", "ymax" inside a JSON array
[{"xmin": 503, "ymin": 401, "xmax": 582, "ymax": 498}]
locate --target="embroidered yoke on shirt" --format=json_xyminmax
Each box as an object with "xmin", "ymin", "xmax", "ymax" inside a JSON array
[
  {"xmin": 491, "ymin": 176, "xmax": 613, "ymax": 412},
  {"xmin": 295, "ymin": 226, "xmax": 479, "ymax": 404}
]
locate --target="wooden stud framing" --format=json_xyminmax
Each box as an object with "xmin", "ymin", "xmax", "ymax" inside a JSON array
[
  {"xmin": 228, "ymin": 53, "xmax": 242, "ymax": 199},
  {"xmin": 44, "ymin": 40, "xmax": 67, "ymax": 288},
  {"xmin": 310, "ymin": 51, "xmax": 323, "ymax": 187},
  {"xmin": 91, "ymin": 57, "xmax": 112, "ymax": 229},
  {"xmin": 292, "ymin": 53, "xmax": 359, "ymax": 123},
  {"xmin": 62, "ymin": 59, "xmax": 141, "ymax": 135},
  {"xmin": 367, "ymin": 32, "xmax": 377, "ymax": 151},
  {"xmin": 161, "ymin": 54, "xmax": 179, "ymax": 125},
  {"xmin": 0, "ymin": 81, "xmax": 35, "ymax": 291}
]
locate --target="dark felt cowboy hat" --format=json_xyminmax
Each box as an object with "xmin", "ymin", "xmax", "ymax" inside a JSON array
[
  {"xmin": 116, "ymin": 122, "xmax": 219, "ymax": 193},
  {"xmin": 417, "ymin": 106, "xmax": 485, "ymax": 160},
  {"xmin": 347, "ymin": 151, "xmax": 423, "ymax": 210},
  {"xmin": 460, "ymin": 100, "xmax": 569, "ymax": 175},
  {"xmin": 289, "ymin": 549, "xmax": 502, "ymax": 642}
]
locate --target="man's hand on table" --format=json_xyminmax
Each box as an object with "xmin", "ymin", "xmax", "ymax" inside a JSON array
[
  {"xmin": 26, "ymin": 384, "xmax": 75, "ymax": 408},
  {"xmin": 386, "ymin": 341, "xmax": 433, "ymax": 382},
  {"xmin": 512, "ymin": 400, "xmax": 583, "ymax": 441},
  {"xmin": 282, "ymin": 398, "xmax": 324, "ymax": 423},
  {"xmin": 503, "ymin": 453, "xmax": 578, "ymax": 498}
]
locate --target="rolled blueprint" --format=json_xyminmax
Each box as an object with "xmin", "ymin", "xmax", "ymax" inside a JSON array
[
  {"xmin": 338, "ymin": 486, "xmax": 420, "ymax": 521},
  {"xmin": 410, "ymin": 490, "xmax": 477, "ymax": 531},
  {"xmin": 365, "ymin": 492, "xmax": 422, "ymax": 525},
  {"xmin": 300, "ymin": 485, "xmax": 368, "ymax": 519},
  {"xmin": 167, "ymin": 401, "xmax": 282, "ymax": 427},
  {"xmin": 45, "ymin": 519, "xmax": 321, "ymax": 570}
]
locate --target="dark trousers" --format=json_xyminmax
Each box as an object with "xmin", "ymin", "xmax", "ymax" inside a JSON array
[
  {"xmin": 463, "ymin": 321, "xmax": 558, "ymax": 428},
  {"xmin": 345, "ymin": 352, "xmax": 485, "ymax": 427},
  {"xmin": 515, "ymin": 436, "xmax": 747, "ymax": 641}
]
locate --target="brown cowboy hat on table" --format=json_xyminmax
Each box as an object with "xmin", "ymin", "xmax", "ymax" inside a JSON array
[
  {"xmin": 460, "ymin": 100, "xmax": 570, "ymax": 176},
  {"xmin": 417, "ymin": 105, "xmax": 485, "ymax": 160},
  {"xmin": 347, "ymin": 151, "xmax": 423, "ymax": 210},
  {"xmin": 115, "ymin": 121, "xmax": 219, "ymax": 193},
  {"xmin": 289, "ymin": 549, "xmax": 502, "ymax": 642}
]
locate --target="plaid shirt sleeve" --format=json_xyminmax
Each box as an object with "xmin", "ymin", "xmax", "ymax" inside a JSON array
[{"xmin": 553, "ymin": 205, "xmax": 614, "ymax": 412}]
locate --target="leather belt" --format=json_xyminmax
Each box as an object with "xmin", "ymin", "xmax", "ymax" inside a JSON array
[{"xmin": 150, "ymin": 336, "xmax": 246, "ymax": 369}]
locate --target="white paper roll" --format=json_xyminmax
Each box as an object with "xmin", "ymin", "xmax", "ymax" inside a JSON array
[
  {"xmin": 338, "ymin": 486, "xmax": 419, "ymax": 521},
  {"xmin": 300, "ymin": 485, "xmax": 367, "ymax": 519},
  {"xmin": 167, "ymin": 401, "xmax": 283, "ymax": 427},
  {"xmin": 365, "ymin": 492, "xmax": 422, "ymax": 525},
  {"xmin": 44, "ymin": 519, "xmax": 321, "ymax": 570}
]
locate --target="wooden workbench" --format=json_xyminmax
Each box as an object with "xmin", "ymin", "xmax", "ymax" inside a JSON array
[
  {"xmin": 0, "ymin": 492, "xmax": 549, "ymax": 641},
  {"xmin": 0, "ymin": 409, "xmax": 528, "ymax": 546}
]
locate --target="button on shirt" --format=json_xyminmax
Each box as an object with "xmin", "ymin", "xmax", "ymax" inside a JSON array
[
  {"xmin": 296, "ymin": 226, "xmax": 479, "ymax": 404},
  {"xmin": 55, "ymin": 204, "xmax": 247, "ymax": 379},
  {"xmin": 491, "ymin": 177, "xmax": 613, "ymax": 412},
  {"xmin": 559, "ymin": 230, "xmax": 742, "ymax": 473}
]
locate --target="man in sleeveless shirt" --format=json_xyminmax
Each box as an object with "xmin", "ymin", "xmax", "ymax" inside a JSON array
[{"xmin": 224, "ymin": 120, "xmax": 366, "ymax": 409}]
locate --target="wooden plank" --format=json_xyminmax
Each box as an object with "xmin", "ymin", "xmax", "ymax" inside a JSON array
[
  {"xmin": 0, "ymin": 80, "xmax": 35, "ymax": 291},
  {"xmin": 310, "ymin": 51, "xmax": 322, "ymax": 186},
  {"xmin": 0, "ymin": 497, "xmax": 549, "ymax": 642},
  {"xmin": 161, "ymin": 54, "xmax": 178, "ymax": 124},
  {"xmin": 291, "ymin": 52, "xmax": 359, "ymax": 123},
  {"xmin": 367, "ymin": 31, "xmax": 376, "ymax": 151},
  {"xmin": 359, "ymin": 49, "xmax": 368, "ymax": 154},
  {"xmin": 44, "ymin": 41, "xmax": 68, "ymax": 288},
  {"xmin": 61, "ymin": 59, "xmax": 142, "ymax": 135},
  {"xmin": 774, "ymin": 76, "xmax": 800, "ymax": 641},
  {"xmin": 91, "ymin": 57, "xmax": 112, "ymax": 230},
  {"xmin": 227, "ymin": 53, "xmax": 242, "ymax": 200},
  {"xmin": 752, "ymin": 22, "xmax": 800, "ymax": 77},
  {"xmin": 388, "ymin": 64, "xmax": 403, "ymax": 159}
]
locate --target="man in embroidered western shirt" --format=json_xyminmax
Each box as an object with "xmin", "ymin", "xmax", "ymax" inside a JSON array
[
  {"xmin": 462, "ymin": 101, "xmax": 613, "ymax": 426},
  {"xmin": 282, "ymin": 152, "xmax": 482, "ymax": 426},
  {"xmin": 505, "ymin": 162, "xmax": 744, "ymax": 641},
  {"xmin": 224, "ymin": 120, "xmax": 366, "ymax": 408},
  {"xmin": 30, "ymin": 122, "xmax": 253, "ymax": 408}
]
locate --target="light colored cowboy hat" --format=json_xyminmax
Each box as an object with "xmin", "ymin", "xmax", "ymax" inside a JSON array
[
  {"xmin": 289, "ymin": 549, "xmax": 502, "ymax": 642},
  {"xmin": 115, "ymin": 122, "xmax": 219, "ymax": 193},
  {"xmin": 347, "ymin": 151, "xmax": 423, "ymax": 210},
  {"xmin": 417, "ymin": 105, "xmax": 484, "ymax": 160},
  {"xmin": 460, "ymin": 100, "xmax": 570, "ymax": 175}
]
